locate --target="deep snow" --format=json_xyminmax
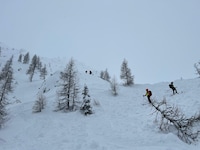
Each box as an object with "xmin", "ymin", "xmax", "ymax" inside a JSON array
[{"xmin": 0, "ymin": 44, "xmax": 200, "ymax": 150}]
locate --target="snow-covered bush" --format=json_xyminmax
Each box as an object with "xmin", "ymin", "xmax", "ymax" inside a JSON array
[
  {"xmin": 33, "ymin": 93, "xmax": 46, "ymax": 113},
  {"xmin": 110, "ymin": 76, "xmax": 119, "ymax": 96}
]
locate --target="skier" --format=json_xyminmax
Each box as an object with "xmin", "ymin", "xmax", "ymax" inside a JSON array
[
  {"xmin": 143, "ymin": 88, "xmax": 152, "ymax": 103},
  {"xmin": 169, "ymin": 82, "xmax": 178, "ymax": 95}
]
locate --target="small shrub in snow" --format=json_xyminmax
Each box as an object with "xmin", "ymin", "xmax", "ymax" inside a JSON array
[
  {"xmin": 110, "ymin": 76, "xmax": 119, "ymax": 96},
  {"xmin": 33, "ymin": 93, "xmax": 46, "ymax": 113}
]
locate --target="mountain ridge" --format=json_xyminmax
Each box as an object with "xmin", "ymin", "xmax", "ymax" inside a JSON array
[{"xmin": 0, "ymin": 43, "xmax": 200, "ymax": 150}]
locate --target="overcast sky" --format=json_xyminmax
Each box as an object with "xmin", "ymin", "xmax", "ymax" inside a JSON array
[{"xmin": 0, "ymin": 0, "xmax": 200, "ymax": 84}]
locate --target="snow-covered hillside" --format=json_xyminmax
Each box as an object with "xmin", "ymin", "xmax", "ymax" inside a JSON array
[{"xmin": 0, "ymin": 43, "xmax": 200, "ymax": 150}]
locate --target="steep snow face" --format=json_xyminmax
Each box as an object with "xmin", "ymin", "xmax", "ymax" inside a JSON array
[{"xmin": 0, "ymin": 44, "xmax": 200, "ymax": 150}]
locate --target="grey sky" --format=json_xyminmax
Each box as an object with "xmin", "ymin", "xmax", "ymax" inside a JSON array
[{"xmin": 0, "ymin": 0, "xmax": 200, "ymax": 84}]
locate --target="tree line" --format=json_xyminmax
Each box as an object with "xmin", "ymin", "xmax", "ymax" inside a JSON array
[
  {"xmin": 0, "ymin": 52, "xmax": 48, "ymax": 128},
  {"xmin": 18, "ymin": 52, "xmax": 48, "ymax": 81}
]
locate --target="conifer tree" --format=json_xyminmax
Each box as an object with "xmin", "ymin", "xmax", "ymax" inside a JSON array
[
  {"xmin": 23, "ymin": 52, "xmax": 30, "ymax": 64},
  {"xmin": 0, "ymin": 56, "xmax": 14, "ymax": 128},
  {"xmin": 80, "ymin": 85, "xmax": 93, "ymax": 115},
  {"xmin": 194, "ymin": 62, "xmax": 200, "ymax": 77},
  {"xmin": 18, "ymin": 54, "xmax": 23, "ymax": 62},
  {"xmin": 71, "ymin": 81, "xmax": 80, "ymax": 110},
  {"xmin": 26, "ymin": 54, "xmax": 38, "ymax": 82},
  {"xmin": 104, "ymin": 69, "xmax": 111, "ymax": 82},
  {"xmin": 56, "ymin": 58, "xmax": 79, "ymax": 111},
  {"xmin": 100, "ymin": 69, "xmax": 110, "ymax": 82},
  {"xmin": 40, "ymin": 65, "xmax": 48, "ymax": 80},
  {"xmin": 120, "ymin": 59, "xmax": 134, "ymax": 86},
  {"xmin": 100, "ymin": 71, "xmax": 104, "ymax": 79},
  {"xmin": 0, "ymin": 56, "xmax": 14, "ymax": 92},
  {"xmin": 36, "ymin": 56, "xmax": 42, "ymax": 70}
]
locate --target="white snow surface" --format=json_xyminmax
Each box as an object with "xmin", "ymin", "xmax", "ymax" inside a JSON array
[{"xmin": 0, "ymin": 44, "xmax": 200, "ymax": 150}]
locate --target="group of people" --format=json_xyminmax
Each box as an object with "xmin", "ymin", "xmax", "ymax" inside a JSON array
[
  {"xmin": 143, "ymin": 82, "xmax": 178, "ymax": 104},
  {"xmin": 85, "ymin": 70, "xmax": 92, "ymax": 74}
]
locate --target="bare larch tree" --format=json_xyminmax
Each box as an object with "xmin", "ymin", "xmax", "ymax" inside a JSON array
[
  {"xmin": 120, "ymin": 59, "xmax": 134, "ymax": 86},
  {"xmin": 56, "ymin": 58, "xmax": 79, "ymax": 112}
]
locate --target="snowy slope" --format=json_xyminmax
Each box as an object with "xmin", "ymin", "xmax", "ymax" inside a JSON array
[{"xmin": 0, "ymin": 43, "xmax": 200, "ymax": 150}]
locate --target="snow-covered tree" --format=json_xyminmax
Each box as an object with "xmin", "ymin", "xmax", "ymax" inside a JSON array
[
  {"xmin": 71, "ymin": 81, "xmax": 80, "ymax": 110},
  {"xmin": 104, "ymin": 69, "xmax": 110, "ymax": 81},
  {"xmin": 32, "ymin": 93, "xmax": 46, "ymax": 113},
  {"xmin": 56, "ymin": 58, "xmax": 79, "ymax": 112},
  {"xmin": 100, "ymin": 71, "xmax": 104, "ymax": 79},
  {"xmin": 100, "ymin": 69, "xmax": 110, "ymax": 82},
  {"xmin": 23, "ymin": 52, "xmax": 30, "ymax": 64},
  {"xmin": 0, "ymin": 56, "xmax": 14, "ymax": 92},
  {"xmin": 18, "ymin": 54, "xmax": 23, "ymax": 62},
  {"xmin": 36, "ymin": 56, "xmax": 42, "ymax": 70},
  {"xmin": 0, "ymin": 56, "xmax": 14, "ymax": 128},
  {"xmin": 40, "ymin": 65, "xmax": 48, "ymax": 80},
  {"xmin": 120, "ymin": 59, "xmax": 134, "ymax": 86},
  {"xmin": 0, "ymin": 100, "xmax": 7, "ymax": 128},
  {"xmin": 110, "ymin": 76, "xmax": 119, "ymax": 96},
  {"xmin": 26, "ymin": 54, "xmax": 38, "ymax": 82},
  {"xmin": 80, "ymin": 85, "xmax": 93, "ymax": 115},
  {"xmin": 194, "ymin": 62, "xmax": 200, "ymax": 77}
]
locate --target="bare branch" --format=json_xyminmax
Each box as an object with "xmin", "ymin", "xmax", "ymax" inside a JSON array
[{"xmin": 149, "ymin": 98, "xmax": 200, "ymax": 144}]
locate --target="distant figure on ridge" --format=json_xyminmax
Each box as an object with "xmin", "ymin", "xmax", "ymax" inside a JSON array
[
  {"xmin": 169, "ymin": 82, "xmax": 178, "ymax": 95},
  {"xmin": 143, "ymin": 88, "xmax": 152, "ymax": 103},
  {"xmin": 85, "ymin": 70, "xmax": 92, "ymax": 75}
]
